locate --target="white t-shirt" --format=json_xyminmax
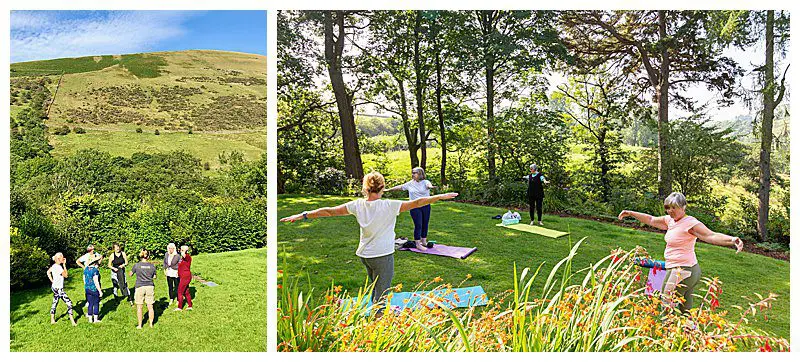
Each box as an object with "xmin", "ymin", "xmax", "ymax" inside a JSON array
[
  {"xmin": 78, "ymin": 251, "xmax": 101, "ymax": 265},
  {"xmin": 401, "ymin": 179, "xmax": 433, "ymax": 200},
  {"xmin": 50, "ymin": 264, "xmax": 64, "ymax": 289},
  {"xmin": 345, "ymin": 198, "xmax": 404, "ymax": 258}
]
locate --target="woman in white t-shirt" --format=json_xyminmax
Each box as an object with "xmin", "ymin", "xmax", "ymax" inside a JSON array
[
  {"xmin": 280, "ymin": 171, "xmax": 457, "ymax": 314},
  {"xmin": 386, "ymin": 167, "xmax": 437, "ymax": 250},
  {"xmin": 47, "ymin": 252, "xmax": 77, "ymax": 326}
]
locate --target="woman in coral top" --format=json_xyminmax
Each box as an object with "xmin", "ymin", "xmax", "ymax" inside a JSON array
[
  {"xmin": 175, "ymin": 245, "xmax": 193, "ymax": 311},
  {"xmin": 618, "ymin": 192, "xmax": 743, "ymax": 313}
]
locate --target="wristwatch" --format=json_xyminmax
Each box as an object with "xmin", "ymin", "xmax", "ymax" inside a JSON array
[{"xmin": 302, "ymin": 212, "xmax": 308, "ymax": 220}]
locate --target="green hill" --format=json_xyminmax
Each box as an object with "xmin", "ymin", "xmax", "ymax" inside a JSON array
[{"xmin": 10, "ymin": 50, "xmax": 266, "ymax": 169}]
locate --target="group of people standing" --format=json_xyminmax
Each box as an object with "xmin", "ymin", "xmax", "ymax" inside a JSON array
[{"xmin": 47, "ymin": 243, "xmax": 194, "ymax": 328}]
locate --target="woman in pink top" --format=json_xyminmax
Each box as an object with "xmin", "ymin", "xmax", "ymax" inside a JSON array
[{"xmin": 618, "ymin": 192, "xmax": 743, "ymax": 313}]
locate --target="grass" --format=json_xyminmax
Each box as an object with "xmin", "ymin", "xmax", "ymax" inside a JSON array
[
  {"xmin": 10, "ymin": 55, "xmax": 118, "ymax": 77},
  {"xmin": 277, "ymin": 194, "xmax": 790, "ymax": 340},
  {"xmin": 10, "ymin": 248, "xmax": 266, "ymax": 352},
  {"xmin": 48, "ymin": 125, "xmax": 265, "ymax": 171}
]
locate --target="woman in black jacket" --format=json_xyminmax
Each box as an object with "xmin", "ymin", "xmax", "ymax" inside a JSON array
[{"xmin": 524, "ymin": 164, "xmax": 549, "ymax": 225}]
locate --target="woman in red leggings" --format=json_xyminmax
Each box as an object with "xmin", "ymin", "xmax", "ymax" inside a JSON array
[{"xmin": 174, "ymin": 245, "xmax": 193, "ymax": 311}]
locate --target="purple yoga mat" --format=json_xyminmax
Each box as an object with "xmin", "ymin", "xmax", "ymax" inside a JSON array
[{"xmin": 399, "ymin": 243, "xmax": 478, "ymax": 259}]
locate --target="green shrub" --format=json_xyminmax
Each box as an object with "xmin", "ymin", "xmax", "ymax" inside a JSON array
[
  {"xmin": 154, "ymin": 129, "xmax": 160, "ymax": 135},
  {"xmin": 73, "ymin": 127, "xmax": 86, "ymax": 134},
  {"xmin": 52, "ymin": 125, "xmax": 71, "ymax": 136},
  {"xmin": 10, "ymin": 232, "xmax": 51, "ymax": 290},
  {"xmin": 317, "ymin": 167, "xmax": 348, "ymax": 195},
  {"xmin": 135, "ymin": 127, "xmax": 143, "ymax": 133}
]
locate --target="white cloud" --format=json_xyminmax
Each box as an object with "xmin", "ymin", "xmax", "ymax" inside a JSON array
[{"xmin": 10, "ymin": 11, "xmax": 199, "ymax": 62}]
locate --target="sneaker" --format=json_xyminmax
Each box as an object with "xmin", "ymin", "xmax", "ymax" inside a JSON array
[
  {"xmin": 186, "ymin": 307, "xmax": 193, "ymax": 311},
  {"xmin": 137, "ymin": 325, "xmax": 142, "ymax": 329},
  {"xmin": 530, "ymin": 221, "xmax": 535, "ymax": 226},
  {"xmin": 174, "ymin": 308, "xmax": 182, "ymax": 312},
  {"xmin": 538, "ymin": 221, "xmax": 544, "ymax": 226}
]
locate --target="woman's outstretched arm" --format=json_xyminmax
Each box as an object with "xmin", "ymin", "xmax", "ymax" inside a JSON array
[
  {"xmin": 400, "ymin": 193, "xmax": 458, "ymax": 213},
  {"xmin": 689, "ymin": 223, "xmax": 744, "ymax": 252},
  {"xmin": 385, "ymin": 185, "xmax": 404, "ymax": 192},
  {"xmin": 280, "ymin": 204, "xmax": 349, "ymax": 223},
  {"xmin": 618, "ymin": 210, "xmax": 668, "ymax": 230}
]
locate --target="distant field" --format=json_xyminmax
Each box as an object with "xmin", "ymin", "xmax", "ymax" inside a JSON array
[{"xmin": 49, "ymin": 125, "xmax": 265, "ymax": 170}]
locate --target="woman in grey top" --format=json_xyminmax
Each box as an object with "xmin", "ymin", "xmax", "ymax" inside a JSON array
[{"xmin": 163, "ymin": 243, "xmax": 181, "ymax": 305}]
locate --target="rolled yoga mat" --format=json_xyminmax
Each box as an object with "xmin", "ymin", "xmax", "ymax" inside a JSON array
[
  {"xmin": 341, "ymin": 285, "xmax": 488, "ymax": 313},
  {"xmin": 632, "ymin": 258, "xmax": 666, "ymax": 270},
  {"xmin": 399, "ymin": 243, "xmax": 478, "ymax": 259},
  {"xmin": 495, "ymin": 222, "xmax": 570, "ymax": 238}
]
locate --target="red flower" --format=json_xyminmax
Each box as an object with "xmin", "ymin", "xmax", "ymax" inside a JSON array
[{"xmin": 759, "ymin": 341, "xmax": 772, "ymax": 352}]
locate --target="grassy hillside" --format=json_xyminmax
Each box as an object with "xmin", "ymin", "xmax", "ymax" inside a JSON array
[
  {"xmin": 11, "ymin": 248, "xmax": 266, "ymax": 352},
  {"xmin": 277, "ymin": 195, "xmax": 790, "ymax": 339},
  {"xmin": 11, "ymin": 50, "xmax": 266, "ymax": 131},
  {"xmin": 10, "ymin": 50, "xmax": 266, "ymax": 166}
]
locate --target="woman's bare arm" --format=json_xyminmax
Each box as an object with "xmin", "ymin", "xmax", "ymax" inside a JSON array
[
  {"xmin": 689, "ymin": 223, "xmax": 744, "ymax": 252},
  {"xmin": 618, "ymin": 210, "xmax": 668, "ymax": 230},
  {"xmin": 280, "ymin": 204, "xmax": 350, "ymax": 223},
  {"xmin": 400, "ymin": 193, "xmax": 458, "ymax": 213},
  {"xmin": 385, "ymin": 185, "xmax": 404, "ymax": 192},
  {"xmin": 47, "ymin": 267, "xmax": 53, "ymax": 283}
]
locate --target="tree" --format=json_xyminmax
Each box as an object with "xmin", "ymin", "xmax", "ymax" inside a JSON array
[
  {"xmin": 669, "ymin": 119, "xmax": 745, "ymax": 199},
  {"xmin": 555, "ymin": 72, "xmax": 634, "ymax": 201},
  {"xmin": 455, "ymin": 11, "xmax": 565, "ymax": 184},
  {"xmin": 362, "ymin": 11, "xmax": 425, "ymax": 169},
  {"xmin": 713, "ymin": 10, "xmax": 790, "ymax": 242},
  {"xmin": 561, "ymin": 11, "xmax": 743, "ymax": 198},
  {"xmin": 323, "ymin": 11, "xmax": 364, "ymax": 180}
]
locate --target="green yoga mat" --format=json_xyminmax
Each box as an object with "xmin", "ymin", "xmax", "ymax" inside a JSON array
[{"xmin": 495, "ymin": 223, "xmax": 570, "ymax": 238}]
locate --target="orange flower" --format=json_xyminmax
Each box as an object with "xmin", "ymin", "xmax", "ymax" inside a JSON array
[{"xmin": 433, "ymin": 276, "xmax": 443, "ymax": 283}]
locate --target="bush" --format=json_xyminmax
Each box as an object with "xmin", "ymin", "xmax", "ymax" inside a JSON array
[
  {"xmin": 203, "ymin": 162, "xmax": 211, "ymax": 171},
  {"xmin": 317, "ymin": 167, "xmax": 348, "ymax": 195},
  {"xmin": 135, "ymin": 127, "xmax": 143, "ymax": 133},
  {"xmin": 10, "ymin": 232, "xmax": 51, "ymax": 290},
  {"xmin": 73, "ymin": 127, "xmax": 86, "ymax": 134},
  {"xmin": 154, "ymin": 129, "xmax": 160, "ymax": 135},
  {"xmin": 52, "ymin": 125, "xmax": 71, "ymax": 136}
]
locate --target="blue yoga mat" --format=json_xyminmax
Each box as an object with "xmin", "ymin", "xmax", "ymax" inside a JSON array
[
  {"xmin": 341, "ymin": 285, "xmax": 488, "ymax": 313},
  {"xmin": 632, "ymin": 258, "xmax": 666, "ymax": 269}
]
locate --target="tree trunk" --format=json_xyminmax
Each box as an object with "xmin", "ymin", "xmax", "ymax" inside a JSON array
[
  {"xmin": 757, "ymin": 10, "xmax": 775, "ymax": 242},
  {"xmin": 435, "ymin": 33, "xmax": 447, "ymax": 185},
  {"xmin": 277, "ymin": 165, "xmax": 286, "ymax": 194},
  {"xmin": 483, "ymin": 12, "xmax": 497, "ymax": 184},
  {"xmin": 656, "ymin": 10, "xmax": 672, "ymax": 198},
  {"xmin": 598, "ymin": 129, "xmax": 610, "ymax": 202},
  {"xmin": 324, "ymin": 11, "xmax": 364, "ymax": 180},
  {"xmin": 414, "ymin": 11, "xmax": 427, "ymax": 170},
  {"xmin": 396, "ymin": 76, "xmax": 420, "ymax": 168}
]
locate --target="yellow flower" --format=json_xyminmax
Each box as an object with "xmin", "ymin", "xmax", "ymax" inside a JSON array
[{"xmin": 433, "ymin": 276, "xmax": 443, "ymax": 283}]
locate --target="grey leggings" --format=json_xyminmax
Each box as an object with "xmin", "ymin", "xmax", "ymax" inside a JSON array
[
  {"xmin": 360, "ymin": 254, "xmax": 394, "ymax": 306},
  {"xmin": 662, "ymin": 264, "xmax": 702, "ymax": 314}
]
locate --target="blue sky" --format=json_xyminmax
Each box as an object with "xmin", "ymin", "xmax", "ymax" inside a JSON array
[{"xmin": 11, "ymin": 10, "xmax": 266, "ymax": 63}]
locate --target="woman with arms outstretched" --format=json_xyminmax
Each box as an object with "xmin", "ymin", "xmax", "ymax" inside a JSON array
[
  {"xmin": 281, "ymin": 171, "xmax": 458, "ymax": 315},
  {"xmin": 618, "ymin": 192, "xmax": 744, "ymax": 313},
  {"xmin": 386, "ymin": 167, "xmax": 437, "ymax": 250}
]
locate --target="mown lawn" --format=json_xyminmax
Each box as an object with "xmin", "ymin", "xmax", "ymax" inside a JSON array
[
  {"xmin": 11, "ymin": 248, "xmax": 266, "ymax": 352},
  {"xmin": 277, "ymin": 194, "xmax": 789, "ymax": 339}
]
